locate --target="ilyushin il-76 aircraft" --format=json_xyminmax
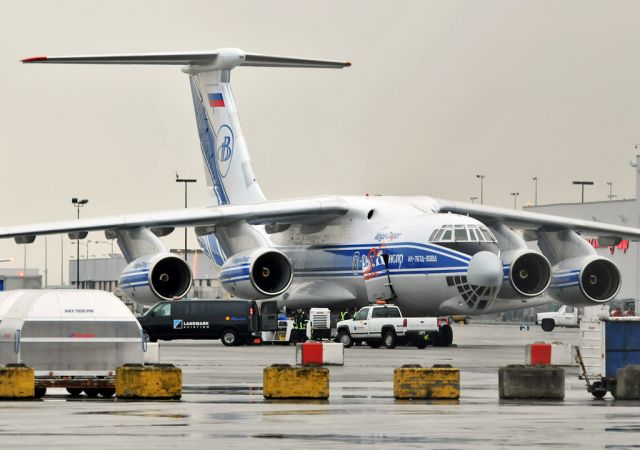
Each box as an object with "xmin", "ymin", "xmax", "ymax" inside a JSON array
[{"xmin": 4, "ymin": 48, "xmax": 640, "ymax": 343}]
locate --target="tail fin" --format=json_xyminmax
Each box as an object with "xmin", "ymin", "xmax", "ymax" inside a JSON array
[{"xmin": 23, "ymin": 48, "xmax": 350, "ymax": 206}]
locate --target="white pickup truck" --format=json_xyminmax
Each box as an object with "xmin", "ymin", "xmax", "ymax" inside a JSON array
[
  {"xmin": 536, "ymin": 305, "xmax": 581, "ymax": 331},
  {"xmin": 336, "ymin": 305, "xmax": 451, "ymax": 348}
]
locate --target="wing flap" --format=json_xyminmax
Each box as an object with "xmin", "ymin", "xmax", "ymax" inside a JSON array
[{"xmin": 0, "ymin": 197, "xmax": 349, "ymax": 240}]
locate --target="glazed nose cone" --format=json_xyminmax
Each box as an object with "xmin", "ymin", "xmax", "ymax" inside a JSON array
[{"xmin": 467, "ymin": 251, "xmax": 503, "ymax": 287}]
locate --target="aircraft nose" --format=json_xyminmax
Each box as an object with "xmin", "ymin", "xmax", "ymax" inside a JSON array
[{"xmin": 467, "ymin": 251, "xmax": 503, "ymax": 287}]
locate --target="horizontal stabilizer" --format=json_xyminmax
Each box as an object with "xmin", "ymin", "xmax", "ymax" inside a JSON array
[{"xmin": 22, "ymin": 48, "xmax": 351, "ymax": 71}]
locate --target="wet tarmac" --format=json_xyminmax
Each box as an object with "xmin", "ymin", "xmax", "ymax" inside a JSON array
[{"xmin": 1, "ymin": 323, "xmax": 639, "ymax": 449}]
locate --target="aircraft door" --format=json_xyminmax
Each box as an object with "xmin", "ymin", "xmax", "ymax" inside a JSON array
[{"xmin": 363, "ymin": 250, "xmax": 396, "ymax": 303}]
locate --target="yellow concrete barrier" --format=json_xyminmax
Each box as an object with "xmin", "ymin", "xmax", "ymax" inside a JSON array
[
  {"xmin": 0, "ymin": 364, "xmax": 34, "ymax": 399},
  {"xmin": 394, "ymin": 364, "xmax": 460, "ymax": 399},
  {"xmin": 116, "ymin": 364, "xmax": 181, "ymax": 399},
  {"xmin": 263, "ymin": 364, "xmax": 329, "ymax": 399}
]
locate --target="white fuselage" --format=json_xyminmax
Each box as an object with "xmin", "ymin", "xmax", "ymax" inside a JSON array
[{"xmin": 213, "ymin": 195, "xmax": 549, "ymax": 316}]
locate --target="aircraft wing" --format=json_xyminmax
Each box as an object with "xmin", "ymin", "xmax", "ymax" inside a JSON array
[
  {"xmin": 0, "ymin": 197, "xmax": 349, "ymax": 242},
  {"xmin": 435, "ymin": 199, "xmax": 640, "ymax": 241}
]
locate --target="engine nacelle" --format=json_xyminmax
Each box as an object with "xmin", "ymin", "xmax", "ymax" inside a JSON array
[
  {"xmin": 220, "ymin": 248, "xmax": 293, "ymax": 299},
  {"xmin": 548, "ymin": 256, "xmax": 621, "ymax": 306},
  {"xmin": 498, "ymin": 249, "xmax": 551, "ymax": 299},
  {"xmin": 119, "ymin": 253, "xmax": 192, "ymax": 306}
]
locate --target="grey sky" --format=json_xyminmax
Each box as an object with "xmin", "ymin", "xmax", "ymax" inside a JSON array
[{"xmin": 1, "ymin": 0, "xmax": 639, "ymax": 283}]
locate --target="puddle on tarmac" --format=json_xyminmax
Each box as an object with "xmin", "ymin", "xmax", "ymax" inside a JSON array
[
  {"xmin": 605, "ymin": 425, "xmax": 640, "ymax": 433},
  {"xmin": 252, "ymin": 432, "xmax": 475, "ymax": 445},
  {"xmin": 184, "ymin": 386, "xmax": 262, "ymax": 395},
  {"xmin": 79, "ymin": 410, "xmax": 189, "ymax": 419}
]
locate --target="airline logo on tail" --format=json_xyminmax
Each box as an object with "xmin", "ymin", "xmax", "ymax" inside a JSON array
[
  {"xmin": 217, "ymin": 125, "xmax": 234, "ymax": 177},
  {"xmin": 208, "ymin": 93, "xmax": 225, "ymax": 108}
]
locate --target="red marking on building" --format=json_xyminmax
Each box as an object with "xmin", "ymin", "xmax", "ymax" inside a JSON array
[{"xmin": 586, "ymin": 238, "xmax": 629, "ymax": 255}]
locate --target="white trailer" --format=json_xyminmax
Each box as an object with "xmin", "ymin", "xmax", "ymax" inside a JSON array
[{"xmin": 0, "ymin": 289, "xmax": 145, "ymax": 397}]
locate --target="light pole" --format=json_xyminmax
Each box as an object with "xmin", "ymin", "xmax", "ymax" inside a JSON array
[
  {"xmin": 510, "ymin": 192, "xmax": 519, "ymax": 209},
  {"xmin": 60, "ymin": 235, "xmax": 64, "ymax": 285},
  {"xmin": 470, "ymin": 196, "xmax": 478, "ymax": 204},
  {"xmin": 44, "ymin": 236, "xmax": 48, "ymax": 288},
  {"xmin": 572, "ymin": 181, "xmax": 594, "ymax": 203},
  {"xmin": 476, "ymin": 175, "xmax": 485, "ymax": 204},
  {"xmin": 176, "ymin": 174, "xmax": 197, "ymax": 261},
  {"xmin": 23, "ymin": 244, "xmax": 27, "ymax": 288},
  {"xmin": 607, "ymin": 181, "xmax": 617, "ymax": 201},
  {"xmin": 532, "ymin": 177, "xmax": 538, "ymax": 206},
  {"xmin": 72, "ymin": 197, "xmax": 88, "ymax": 289}
]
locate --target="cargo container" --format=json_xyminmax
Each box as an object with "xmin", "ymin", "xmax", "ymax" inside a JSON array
[
  {"xmin": 0, "ymin": 290, "xmax": 145, "ymax": 397},
  {"xmin": 578, "ymin": 316, "xmax": 640, "ymax": 398}
]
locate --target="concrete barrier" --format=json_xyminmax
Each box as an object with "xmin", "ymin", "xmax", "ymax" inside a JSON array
[
  {"xmin": 116, "ymin": 364, "xmax": 181, "ymax": 399},
  {"xmin": 616, "ymin": 365, "xmax": 640, "ymax": 400},
  {"xmin": 549, "ymin": 342, "xmax": 574, "ymax": 366},
  {"xmin": 525, "ymin": 342, "xmax": 574, "ymax": 366},
  {"xmin": 0, "ymin": 364, "xmax": 34, "ymax": 399},
  {"xmin": 525, "ymin": 343, "xmax": 551, "ymax": 365},
  {"xmin": 499, "ymin": 365, "xmax": 564, "ymax": 400},
  {"xmin": 263, "ymin": 364, "xmax": 329, "ymax": 399},
  {"xmin": 295, "ymin": 342, "xmax": 344, "ymax": 366},
  {"xmin": 394, "ymin": 364, "xmax": 460, "ymax": 400}
]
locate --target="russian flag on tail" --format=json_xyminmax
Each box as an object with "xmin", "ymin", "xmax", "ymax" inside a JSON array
[{"xmin": 208, "ymin": 93, "xmax": 225, "ymax": 108}]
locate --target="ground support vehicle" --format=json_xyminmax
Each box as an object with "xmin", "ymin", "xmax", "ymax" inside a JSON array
[
  {"xmin": 536, "ymin": 305, "xmax": 581, "ymax": 331},
  {"xmin": 336, "ymin": 305, "xmax": 450, "ymax": 349},
  {"xmin": 307, "ymin": 308, "xmax": 332, "ymax": 340},
  {"xmin": 138, "ymin": 300, "xmax": 278, "ymax": 346},
  {"xmin": 35, "ymin": 375, "xmax": 116, "ymax": 398},
  {"xmin": 577, "ymin": 317, "xmax": 640, "ymax": 398},
  {"xmin": 261, "ymin": 318, "xmax": 295, "ymax": 344}
]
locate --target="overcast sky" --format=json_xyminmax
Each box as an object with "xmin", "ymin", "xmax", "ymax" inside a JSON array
[{"xmin": 1, "ymin": 0, "xmax": 640, "ymax": 284}]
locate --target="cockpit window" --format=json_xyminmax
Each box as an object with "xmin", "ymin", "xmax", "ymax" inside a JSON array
[
  {"xmin": 441, "ymin": 228, "xmax": 453, "ymax": 242},
  {"xmin": 454, "ymin": 226, "xmax": 468, "ymax": 241},
  {"xmin": 429, "ymin": 224, "xmax": 497, "ymax": 243}
]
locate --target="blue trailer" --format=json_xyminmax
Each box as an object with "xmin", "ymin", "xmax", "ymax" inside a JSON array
[{"xmin": 578, "ymin": 317, "xmax": 640, "ymax": 398}]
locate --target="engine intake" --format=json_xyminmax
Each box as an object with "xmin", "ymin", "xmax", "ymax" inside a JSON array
[
  {"xmin": 120, "ymin": 253, "xmax": 192, "ymax": 306},
  {"xmin": 221, "ymin": 248, "xmax": 293, "ymax": 299},
  {"xmin": 548, "ymin": 256, "xmax": 621, "ymax": 306},
  {"xmin": 580, "ymin": 258, "xmax": 621, "ymax": 302},
  {"xmin": 498, "ymin": 250, "xmax": 551, "ymax": 299}
]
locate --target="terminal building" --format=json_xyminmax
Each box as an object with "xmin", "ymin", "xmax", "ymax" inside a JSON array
[
  {"xmin": 0, "ymin": 268, "xmax": 41, "ymax": 291},
  {"xmin": 527, "ymin": 154, "xmax": 640, "ymax": 314}
]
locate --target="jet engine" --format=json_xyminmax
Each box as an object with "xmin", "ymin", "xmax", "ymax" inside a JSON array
[
  {"xmin": 548, "ymin": 256, "xmax": 621, "ymax": 306},
  {"xmin": 119, "ymin": 253, "xmax": 192, "ymax": 306},
  {"xmin": 498, "ymin": 249, "xmax": 551, "ymax": 299},
  {"xmin": 220, "ymin": 248, "xmax": 293, "ymax": 299}
]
